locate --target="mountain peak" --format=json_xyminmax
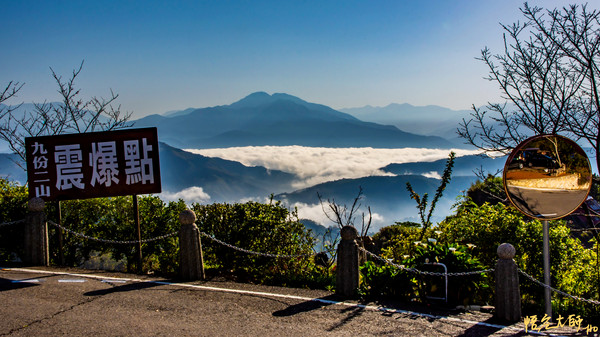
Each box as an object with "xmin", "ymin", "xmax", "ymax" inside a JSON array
[
  {"xmin": 230, "ymin": 92, "xmax": 271, "ymax": 108},
  {"xmin": 230, "ymin": 91, "xmax": 307, "ymax": 109}
]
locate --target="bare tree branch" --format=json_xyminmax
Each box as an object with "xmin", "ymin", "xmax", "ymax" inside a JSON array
[
  {"xmin": 318, "ymin": 186, "xmax": 372, "ymax": 236},
  {"xmin": 0, "ymin": 61, "xmax": 134, "ymax": 168},
  {"xmin": 458, "ymin": 3, "xmax": 600, "ymax": 170}
]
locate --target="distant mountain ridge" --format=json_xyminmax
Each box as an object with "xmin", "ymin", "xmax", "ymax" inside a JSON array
[
  {"xmin": 340, "ymin": 103, "xmax": 471, "ymax": 144},
  {"xmin": 159, "ymin": 142, "xmax": 296, "ymax": 201},
  {"xmin": 134, "ymin": 92, "xmax": 454, "ymax": 149},
  {"xmin": 382, "ymin": 154, "xmax": 505, "ymax": 177},
  {"xmin": 0, "ymin": 154, "xmax": 26, "ymax": 183},
  {"xmin": 276, "ymin": 174, "xmax": 477, "ymax": 226}
]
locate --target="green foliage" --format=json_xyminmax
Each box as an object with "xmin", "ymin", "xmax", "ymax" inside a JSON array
[
  {"xmin": 45, "ymin": 195, "xmax": 187, "ymax": 274},
  {"xmin": 466, "ymin": 175, "xmax": 506, "ymax": 206},
  {"xmin": 405, "ymin": 241, "xmax": 489, "ymax": 305},
  {"xmin": 0, "ymin": 179, "xmax": 28, "ymax": 262},
  {"xmin": 192, "ymin": 200, "xmax": 331, "ymax": 287},
  {"xmin": 3, "ymin": 173, "xmax": 598, "ymax": 319},
  {"xmin": 437, "ymin": 198, "xmax": 599, "ymax": 318},
  {"xmin": 367, "ymin": 170, "xmax": 600, "ymax": 318},
  {"xmin": 372, "ymin": 222, "xmax": 423, "ymax": 260},
  {"xmin": 437, "ymin": 201, "xmax": 534, "ymax": 268},
  {"xmin": 406, "ymin": 152, "xmax": 455, "ymax": 240},
  {"xmin": 0, "ymin": 177, "xmax": 330, "ymax": 287},
  {"xmin": 366, "ymin": 224, "xmax": 488, "ymax": 305},
  {"xmin": 359, "ymin": 261, "xmax": 416, "ymax": 300}
]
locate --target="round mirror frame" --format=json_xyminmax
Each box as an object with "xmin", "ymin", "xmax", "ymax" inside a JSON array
[{"xmin": 503, "ymin": 134, "xmax": 592, "ymax": 220}]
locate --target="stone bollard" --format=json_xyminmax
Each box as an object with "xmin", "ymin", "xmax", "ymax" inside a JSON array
[
  {"xmin": 23, "ymin": 198, "xmax": 49, "ymax": 266},
  {"xmin": 495, "ymin": 243, "xmax": 521, "ymax": 323},
  {"xmin": 336, "ymin": 225, "xmax": 359, "ymax": 298},
  {"xmin": 179, "ymin": 209, "xmax": 205, "ymax": 281}
]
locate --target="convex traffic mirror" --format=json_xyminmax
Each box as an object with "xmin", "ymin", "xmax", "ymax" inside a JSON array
[{"xmin": 503, "ymin": 135, "xmax": 592, "ymax": 220}]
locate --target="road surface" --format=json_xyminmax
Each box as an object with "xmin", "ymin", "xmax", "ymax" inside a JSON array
[
  {"xmin": 0, "ymin": 266, "xmax": 581, "ymax": 336},
  {"xmin": 506, "ymin": 185, "xmax": 588, "ymax": 218}
]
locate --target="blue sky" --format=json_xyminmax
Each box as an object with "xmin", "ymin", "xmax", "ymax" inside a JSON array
[{"xmin": 1, "ymin": 0, "xmax": 576, "ymax": 118}]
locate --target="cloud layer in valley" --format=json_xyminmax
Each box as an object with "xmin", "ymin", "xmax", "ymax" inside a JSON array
[
  {"xmin": 186, "ymin": 146, "xmax": 479, "ymax": 188},
  {"xmin": 160, "ymin": 186, "xmax": 211, "ymax": 204},
  {"xmin": 291, "ymin": 201, "xmax": 387, "ymax": 230}
]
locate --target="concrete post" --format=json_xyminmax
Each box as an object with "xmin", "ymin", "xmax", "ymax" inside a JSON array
[
  {"xmin": 23, "ymin": 198, "xmax": 49, "ymax": 266},
  {"xmin": 495, "ymin": 243, "xmax": 521, "ymax": 323},
  {"xmin": 179, "ymin": 209, "xmax": 205, "ymax": 281},
  {"xmin": 336, "ymin": 225, "xmax": 359, "ymax": 298}
]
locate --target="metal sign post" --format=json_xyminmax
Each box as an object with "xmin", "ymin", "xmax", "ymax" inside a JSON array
[
  {"xmin": 58, "ymin": 200, "xmax": 64, "ymax": 266},
  {"xmin": 133, "ymin": 194, "xmax": 142, "ymax": 273},
  {"xmin": 542, "ymin": 220, "xmax": 551, "ymax": 318}
]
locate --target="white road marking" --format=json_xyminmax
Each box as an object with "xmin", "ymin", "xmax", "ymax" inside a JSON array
[
  {"xmin": 58, "ymin": 279, "xmax": 86, "ymax": 283},
  {"xmin": 101, "ymin": 279, "xmax": 127, "ymax": 283},
  {"xmin": 11, "ymin": 279, "xmax": 41, "ymax": 283}
]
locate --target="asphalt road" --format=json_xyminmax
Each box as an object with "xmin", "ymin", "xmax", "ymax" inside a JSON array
[
  {"xmin": 506, "ymin": 186, "xmax": 588, "ymax": 218},
  {"xmin": 0, "ymin": 266, "xmax": 576, "ymax": 336}
]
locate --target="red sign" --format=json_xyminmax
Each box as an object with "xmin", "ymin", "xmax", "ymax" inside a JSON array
[{"xmin": 25, "ymin": 128, "xmax": 161, "ymax": 201}]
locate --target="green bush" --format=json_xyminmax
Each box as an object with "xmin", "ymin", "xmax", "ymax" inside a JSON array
[
  {"xmin": 406, "ymin": 241, "xmax": 489, "ymax": 305},
  {"xmin": 437, "ymin": 199, "xmax": 599, "ymax": 318},
  {"xmin": 46, "ymin": 195, "xmax": 187, "ymax": 274},
  {"xmin": 365, "ymin": 226, "xmax": 488, "ymax": 305},
  {"xmin": 0, "ymin": 177, "xmax": 331, "ymax": 287},
  {"xmin": 0, "ymin": 178, "xmax": 28, "ymax": 263},
  {"xmin": 192, "ymin": 200, "xmax": 331, "ymax": 287},
  {"xmin": 466, "ymin": 175, "xmax": 506, "ymax": 206},
  {"xmin": 359, "ymin": 260, "xmax": 416, "ymax": 300}
]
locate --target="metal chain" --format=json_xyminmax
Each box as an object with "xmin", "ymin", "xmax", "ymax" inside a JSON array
[
  {"xmin": 199, "ymin": 231, "xmax": 314, "ymax": 259},
  {"xmin": 359, "ymin": 247, "xmax": 494, "ymax": 277},
  {"xmin": 48, "ymin": 220, "xmax": 178, "ymax": 245},
  {"xmin": 518, "ymin": 268, "xmax": 600, "ymax": 306},
  {"xmin": 0, "ymin": 219, "xmax": 25, "ymax": 228}
]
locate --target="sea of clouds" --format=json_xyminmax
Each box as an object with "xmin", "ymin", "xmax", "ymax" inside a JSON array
[
  {"xmin": 160, "ymin": 186, "xmax": 212, "ymax": 204},
  {"xmin": 185, "ymin": 146, "xmax": 479, "ymax": 188},
  {"xmin": 162, "ymin": 146, "xmax": 479, "ymax": 228}
]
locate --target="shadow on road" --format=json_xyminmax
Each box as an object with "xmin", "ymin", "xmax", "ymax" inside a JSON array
[
  {"xmin": 0, "ymin": 274, "xmax": 56, "ymax": 292},
  {"xmin": 455, "ymin": 317, "xmax": 530, "ymax": 337},
  {"xmin": 272, "ymin": 295, "xmax": 340, "ymax": 317},
  {"xmin": 326, "ymin": 305, "xmax": 365, "ymax": 332},
  {"xmin": 272, "ymin": 295, "xmax": 368, "ymax": 332},
  {"xmin": 84, "ymin": 280, "xmax": 170, "ymax": 296}
]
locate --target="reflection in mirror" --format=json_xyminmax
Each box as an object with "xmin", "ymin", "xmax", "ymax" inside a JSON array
[{"xmin": 503, "ymin": 135, "xmax": 592, "ymax": 220}]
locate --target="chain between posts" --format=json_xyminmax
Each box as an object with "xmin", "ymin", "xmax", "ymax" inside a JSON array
[
  {"xmin": 199, "ymin": 231, "xmax": 314, "ymax": 259},
  {"xmin": 359, "ymin": 246, "xmax": 494, "ymax": 277},
  {"xmin": 24, "ymin": 219, "xmax": 311, "ymax": 257},
  {"xmin": 48, "ymin": 220, "xmax": 178, "ymax": 245},
  {"xmin": 518, "ymin": 268, "xmax": 600, "ymax": 306},
  {"xmin": 12, "ymin": 218, "xmax": 600, "ymax": 306},
  {"xmin": 360, "ymin": 247, "xmax": 600, "ymax": 306},
  {"xmin": 16, "ymin": 216, "xmax": 600, "ymax": 306},
  {"xmin": 0, "ymin": 219, "xmax": 25, "ymax": 228}
]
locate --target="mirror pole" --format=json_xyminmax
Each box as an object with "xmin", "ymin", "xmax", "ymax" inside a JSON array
[{"xmin": 543, "ymin": 220, "xmax": 552, "ymax": 319}]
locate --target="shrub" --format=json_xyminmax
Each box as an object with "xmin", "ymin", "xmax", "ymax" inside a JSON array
[
  {"xmin": 365, "ymin": 227, "xmax": 489, "ymax": 305},
  {"xmin": 46, "ymin": 195, "xmax": 187, "ymax": 274},
  {"xmin": 192, "ymin": 200, "xmax": 327, "ymax": 287},
  {"xmin": 437, "ymin": 199, "xmax": 599, "ymax": 318},
  {"xmin": 359, "ymin": 260, "xmax": 417, "ymax": 300},
  {"xmin": 0, "ymin": 178, "xmax": 28, "ymax": 262}
]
